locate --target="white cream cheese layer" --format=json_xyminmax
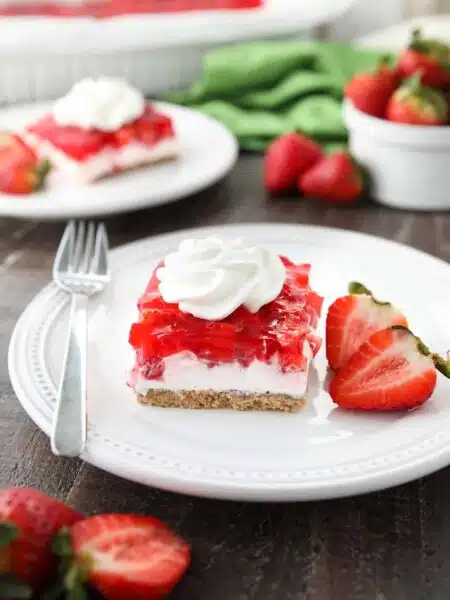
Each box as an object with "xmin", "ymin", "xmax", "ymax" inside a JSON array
[
  {"xmin": 23, "ymin": 132, "xmax": 178, "ymax": 185},
  {"xmin": 133, "ymin": 342, "xmax": 313, "ymax": 400}
]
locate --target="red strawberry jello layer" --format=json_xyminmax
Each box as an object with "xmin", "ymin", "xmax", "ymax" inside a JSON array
[
  {"xmin": 23, "ymin": 103, "xmax": 177, "ymax": 185},
  {"xmin": 0, "ymin": 0, "xmax": 262, "ymax": 18},
  {"xmin": 129, "ymin": 256, "xmax": 323, "ymax": 412}
]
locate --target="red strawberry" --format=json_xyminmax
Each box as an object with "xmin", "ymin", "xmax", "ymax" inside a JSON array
[
  {"xmin": 329, "ymin": 326, "xmax": 450, "ymax": 411},
  {"xmin": 299, "ymin": 152, "xmax": 363, "ymax": 203},
  {"xmin": 345, "ymin": 64, "xmax": 398, "ymax": 118},
  {"xmin": 397, "ymin": 28, "xmax": 450, "ymax": 88},
  {"xmin": 53, "ymin": 513, "xmax": 191, "ymax": 600},
  {"xmin": 264, "ymin": 132, "xmax": 323, "ymax": 193},
  {"xmin": 0, "ymin": 487, "xmax": 82, "ymax": 596},
  {"xmin": 386, "ymin": 73, "xmax": 448, "ymax": 125},
  {"xmin": 0, "ymin": 132, "xmax": 50, "ymax": 194},
  {"xmin": 326, "ymin": 282, "xmax": 407, "ymax": 371}
]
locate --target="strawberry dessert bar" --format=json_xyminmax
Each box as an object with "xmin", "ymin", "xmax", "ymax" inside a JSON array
[
  {"xmin": 23, "ymin": 77, "xmax": 177, "ymax": 186},
  {"xmin": 128, "ymin": 237, "xmax": 323, "ymax": 412}
]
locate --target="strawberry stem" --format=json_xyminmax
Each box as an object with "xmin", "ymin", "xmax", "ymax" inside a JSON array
[
  {"xmin": 431, "ymin": 352, "xmax": 450, "ymax": 378},
  {"xmin": 48, "ymin": 528, "xmax": 90, "ymax": 600},
  {"xmin": 0, "ymin": 522, "xmax": 18, "ymax": 549},
  {"xmin": 34, "ymin": 159, "xmax": 51, "ymax": 191},
  {"xmin": 0, "ymin": 574, "xmax": 32, "ymax": 599},
  {"xmin": 348, "ymin": 282, "xmax": 372, "ymax": 296},
  {"xmin": 391, "ymin": 325, "xmax": 450, "ymax": 379},
  {"xmin": 348, "ymin": 282, "xmax": 391, "ymax": 306}
]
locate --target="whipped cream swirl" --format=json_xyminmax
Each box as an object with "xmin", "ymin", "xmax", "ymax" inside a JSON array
[
  {"xmin": 53, "ymin": 77, "xmax": 145, "ymax": 132},
  {"xmin": 156, "ymin": 237, "xmax": 286, "ymax": 321}
]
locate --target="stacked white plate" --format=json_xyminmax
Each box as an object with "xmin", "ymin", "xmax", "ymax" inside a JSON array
[{"xmin": 0, "ymin": 0, "xmax": 355, "ymax": 104}]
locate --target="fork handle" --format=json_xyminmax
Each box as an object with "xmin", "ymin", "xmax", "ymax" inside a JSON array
[{"xmin": 51, "ymin": 293, "xmax": 88, "ymax": 457}]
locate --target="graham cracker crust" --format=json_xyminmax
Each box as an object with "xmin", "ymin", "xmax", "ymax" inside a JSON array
[{"xmin": 137, "ymin": 389, "xmax": 305, "ymax": 412}]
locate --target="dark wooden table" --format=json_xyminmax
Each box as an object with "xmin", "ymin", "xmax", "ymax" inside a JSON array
[{"xmin": 1, "ymin": 154, "xmax": 450, "ymax": 600}]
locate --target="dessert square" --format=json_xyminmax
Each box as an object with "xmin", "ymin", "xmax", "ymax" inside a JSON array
[
  {"xmin": 128, "ymin": 238, "xmax": 323, "ymax": 412},
  {"xmin": 23, "ymin": 78, "xmax": 178, "ymax": 185}
]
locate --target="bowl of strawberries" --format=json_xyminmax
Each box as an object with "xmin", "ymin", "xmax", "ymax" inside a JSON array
[{"xmin": 344, "ymin": 28, "xmax": 450, "ymax": 211}]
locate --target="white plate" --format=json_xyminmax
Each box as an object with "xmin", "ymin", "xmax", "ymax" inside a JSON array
[
  {"xmin": 0, "ymin": 102, "xmax": 238, "ymax": 220},
  {"xmin": 9, "ymin": 223, "xmax": 450, "ymax": 501}
]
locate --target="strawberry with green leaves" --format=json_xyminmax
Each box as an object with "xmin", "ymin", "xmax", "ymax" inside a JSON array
[
  {"xmin": 397, "ymin": 28, "xmax": 450, "ymax": 88},
  {"xmin": 50, "ymin": 513, "xmax": 191, "ymax": 600},
  {"xmin": 326, "ymin": 282, "xmax": 407, "ymax": 371},
  {"xmin": 386, "ymin": 73, "xmax": 448, "ymax": 125},
  {"xmin": 0, "ymin": 487, "xmax": 82, "ymax": 598},
  {"xmin": 345, "ymin": 63, "xmax": 398, "ymax": 118},
  {"xmin": 329, "ymin": 326, "xmax": 450, "ymax": 411}
]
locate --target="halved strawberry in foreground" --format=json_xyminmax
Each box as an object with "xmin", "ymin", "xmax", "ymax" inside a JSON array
[
  {"xmin": 326, "ymin": 282, "xmax": 408, "ymax": 371},
  {"xmin": 329, "ymin": 326, "xmax": 450, "ymax": 411},
  {"xmin": 52, "ymin": 513, "xmax": 191, "ymax": 600}
]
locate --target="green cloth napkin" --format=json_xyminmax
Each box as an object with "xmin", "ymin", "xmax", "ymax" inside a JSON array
[{"xmin": 167, "ymin": 40, "xmax": 395, "ymax": 152}]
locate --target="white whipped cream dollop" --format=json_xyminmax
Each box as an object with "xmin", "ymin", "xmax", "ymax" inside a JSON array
[
  {"xmin": 156, "ymin": 237, "xmax": 286, "ymax": 321},
  {"xmin": 52, "ymin": 77, "xmax": 145, "ymax": 132}
]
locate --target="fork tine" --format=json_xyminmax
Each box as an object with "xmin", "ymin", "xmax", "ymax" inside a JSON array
[
  {"xmin": 81, "ymin": 221, "xmax": 96, "ymax": 273},
  {"xmin": 90, "ymin": 223, "xmax": 109, "ymax": 276},
  {"xmin": 71, "ymin": 221, "xmax": 86, "ymax": 272},
  {"xmin": 52, "ymin": 220, "xmax": 75, "ymax": 278}
]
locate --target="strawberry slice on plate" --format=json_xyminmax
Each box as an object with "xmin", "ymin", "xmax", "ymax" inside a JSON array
[
  {"xmin": 329, "ymin": 326, "xmax": 450, "ymax": 411},
  {"xmin": 326, "ymin": 282, "xmax": 407, "ymax": 371},
  {"xmin": 0, "ymin": 487, "xmax": 82, "ymax": 597},
  {"xmin": 53, "ymin": 513, "xmax": 191, "ymax": 600}
]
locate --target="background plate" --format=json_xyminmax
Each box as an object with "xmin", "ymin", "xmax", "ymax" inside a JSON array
[
  {"xmin": 0, "ymin": 102, "xmax": 238, "ymax": 220},
  {"xmin": 8, "ymin": 223, "xmax": 450, "ymax": 501}
]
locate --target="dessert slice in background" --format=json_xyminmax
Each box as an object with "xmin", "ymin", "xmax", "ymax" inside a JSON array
[
  {"xmin": 128, "ymin": 237, "xmax": 323, "ymax": 412},
  {"xmin": 23, "ymin": 77, "xmax": 178, "ymax": 186}
]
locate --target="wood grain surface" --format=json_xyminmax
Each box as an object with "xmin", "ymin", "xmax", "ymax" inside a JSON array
[{"xmin": 1, "ymin": 155, "xmax": 450, "ymax": 599}]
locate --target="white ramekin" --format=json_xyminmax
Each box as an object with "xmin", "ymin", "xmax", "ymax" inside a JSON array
[{"xmin": 344, "ymin": 100, "xmax": 450, "ymax": 211}]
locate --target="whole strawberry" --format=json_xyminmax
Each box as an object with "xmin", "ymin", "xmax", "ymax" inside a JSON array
[
  {"xmin": 386, "ymin": 73, "xmax": 448, "ymax": 125},
  {"xmin": 329, "ymin": 326, "xmax": 450, "ymax": 411},
  {"xmin": 264, "ymin": 132, "xmax": 323, "ymax": 193},
  {"xmin": 0, "ymin": 487, "xmax": 82, "ymax": 596},
  {"xmin": 0, "ymin": 132, "xmax": 50, "ymax": 194},
  {"xmin": 299, "ymin": 152, "xmax": 364, "ymax": 203},
  {"xmin": 397, "ymin": 28, "xmax": 450, "ymax": 88},
  {"xmin": 345, "ymin": 64, "xmax": 398, "ymax": 118},
  {"xmin": 52, "ymin": 513, "xmax": 191, "ymax": 600}
]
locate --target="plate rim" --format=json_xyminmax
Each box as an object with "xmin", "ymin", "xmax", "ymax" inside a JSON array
[
  {"xmin": 8, "ymin": 222, "xmax": 450, "ymax": 501},
  {"xmin": 0, "ymin": 101, "xmax": 238, "ymax": 220}
]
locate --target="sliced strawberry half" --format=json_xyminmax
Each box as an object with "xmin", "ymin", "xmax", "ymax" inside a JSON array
[
  {"xmin": 52, "ymin": 513, "xmax": 190, "ymax": 600},
  {"xmin": 326, "ymin": 282, "xmax": 407, "ymax": 371},
  {"xmin": 328, "ymin": 326, "xmax": 450, "ymax": 411}
]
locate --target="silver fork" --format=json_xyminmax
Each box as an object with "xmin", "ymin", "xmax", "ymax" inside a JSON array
[{"xmin": 51, "ymin": 220, "xmax": 110, "ymax": 457}]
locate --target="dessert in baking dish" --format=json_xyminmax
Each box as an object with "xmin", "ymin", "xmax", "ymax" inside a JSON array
[
  {"xmin": 0, "ymin": 0, "xmax": 262, "ymax": 17},
  {"xmin": 128, "ymin": 237, "xmax": 323, "ymax": 412},
  {"xmin": 23, "ymin": 78, "xmax": 178, "ymax": 186}
]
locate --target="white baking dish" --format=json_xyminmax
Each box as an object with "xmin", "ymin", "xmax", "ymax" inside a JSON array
[
  {"xmin": 0, "ymin": 0, "xmax": 355, "ymax": 104},
  {"xmin": 344, "ymin": 100, "xmax": 450, "ymax": 211}
]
